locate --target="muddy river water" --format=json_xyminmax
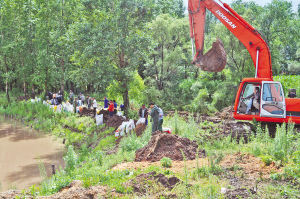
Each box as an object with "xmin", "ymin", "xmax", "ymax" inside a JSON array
[{"xmin": 0, "ymin": 116, "xmax": 65, "ymax": 191}]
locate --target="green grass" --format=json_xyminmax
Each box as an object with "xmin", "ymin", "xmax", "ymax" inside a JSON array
[{"xmin": 2, "ymin": 100, "xmax": 300, "ymax": 198}]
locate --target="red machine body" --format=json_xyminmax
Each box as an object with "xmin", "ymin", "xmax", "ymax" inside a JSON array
[{"xmin": 189, "ymin": 0, "xmax": 300, "ymax": 124}]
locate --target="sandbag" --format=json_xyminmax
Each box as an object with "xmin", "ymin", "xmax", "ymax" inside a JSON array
[
  {"xmin": 125, "ymin": 119, "xmax": 135, "ymax": 134},
  {"xmin": 96, "ymin": 114, "xmax": 103, "ymax": 126},
  {"xmin": 56, "ymin": 105, "xmax": 62, "ymax": 113},
  {"xmin": 136, "ymin": 118, "xmax": 145, "ymax": 126},
  {"xmin": 117, "ymin": 112, "xmax": 123, "ymax": 116},
  {"xmin": 162, "ymin": 127, "xmax": 172, "ymax": 134}
]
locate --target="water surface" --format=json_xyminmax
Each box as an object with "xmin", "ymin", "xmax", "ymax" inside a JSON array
[{"xmin": 0, "ymin": 116, "xmax": 65, "ymax": 191}]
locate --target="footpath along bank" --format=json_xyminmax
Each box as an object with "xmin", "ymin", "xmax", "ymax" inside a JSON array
[{"xmin": 0, "ymin": 100, "xmax": 300, "ymax": 198}]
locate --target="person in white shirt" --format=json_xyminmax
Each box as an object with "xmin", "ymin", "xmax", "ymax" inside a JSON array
[
  {"xmin": 158, "ymin": 106, "xmax": 164, "ymax": 131},
  {"xmin": 92, "ymin": 97, "xmax": 97, "ymax": 117}
]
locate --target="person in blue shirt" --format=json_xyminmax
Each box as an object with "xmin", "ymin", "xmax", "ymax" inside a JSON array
[
  {"xmin": 158, "ymin": 106, "xmax": 164, "ymax": 131},
  {"xmin": 104, "ymin": 97, "xmax": 108, "ymax": 108},
  {"xmin": 120, "ymin": 104, "xmax": 124, "ymax": 111},
  {"xmin": 113, "ymin": 100, "xmax": 117, "ymax": 114}
]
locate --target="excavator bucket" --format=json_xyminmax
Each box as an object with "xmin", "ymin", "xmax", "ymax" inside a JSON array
[{"xmin": 198, "ymin": 38, "xmax": 227, "ymax": 72}]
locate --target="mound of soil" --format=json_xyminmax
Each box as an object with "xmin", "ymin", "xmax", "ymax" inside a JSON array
[
  {"xmin": 105, "ymin": 115, "xmax": 128, "ymax": 128},
  {"xmin": 98, "ymin": 109, "xmax": 109, "ymax": 122},
  {"xmin": 79, "ymin": 107, "xmax": 94, "ymax": 117},
  {"xmin": 216, "ymin": 106, "xmax": 233, "ymax": 119},
  {"xmin": 16, "ymin": 95, "xmax": 30, "ymax": 101},
  {"xmin": 225, "ymin": 188, "xmax": 256, "ymax": 199},
  {"xmin": 135, "ymin": 132, "xmax": 205, "ymax": 162},
  {"xmin": 124, "ymin": 171, "xmax": 180, "ymax": 194},
  {"xmin": 135, "ymin": 123, "xmax": 147, "ymax": 137}
]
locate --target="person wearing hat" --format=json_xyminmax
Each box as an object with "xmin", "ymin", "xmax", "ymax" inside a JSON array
[{"xmin": 149, "ymin": 102, "xmax": 159, "ymax": 133}]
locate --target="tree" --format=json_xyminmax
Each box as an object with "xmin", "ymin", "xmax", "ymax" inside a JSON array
[{"xmin": 144, "ymin": 14, "xmax": 192, "ymax": 105}]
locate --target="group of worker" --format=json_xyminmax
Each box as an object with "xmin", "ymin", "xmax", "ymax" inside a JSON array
[
  {"xmin": 69, "ymin": 91, "xmax": 163, "ymax": 132},
  {"xmin": 139, "ymin": 103, "xmax": 164, "ymax": 133},
  {"xmin": 47, "ymin": 90, "xmax": 63, "ymax": 105},
  {"xmin": 104, "ymin": 97, "xmax": 119, "ymax": 117}
]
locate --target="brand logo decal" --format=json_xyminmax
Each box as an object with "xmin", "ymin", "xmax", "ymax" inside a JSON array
[{"xmin": 216, "ymin": 10, "xmax": 237, "ymax": 29}]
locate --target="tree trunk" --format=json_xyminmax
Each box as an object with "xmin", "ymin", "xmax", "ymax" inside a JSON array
[
  {"xmin": 122, "ymin": 86, "xmax": 130, "ymax": 116},
  {"xmin": 4, "ymin": 54, "xmax": 10, "ymax": 102},
  {"xmin": 31, "ymin": 84, "xmax": 35, "ymax": 99},
  {"xmin": 22, "ymin": 56, "xmax": 26, "ymax": 96},
  {"xmin": 60, "ymin": 0, "xmax": 65, "ymax": 100},
  {"xmin": 70, "ymin": 82, "xmax": 74, "ymax": 92}
]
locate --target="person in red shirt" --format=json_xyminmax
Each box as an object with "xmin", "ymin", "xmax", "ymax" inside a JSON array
[{"xmin": 108, "ymin": 100, "xmax": 115, "ymax": 117}]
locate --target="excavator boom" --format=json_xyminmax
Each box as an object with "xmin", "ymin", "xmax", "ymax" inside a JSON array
[{"xmin": 189, "ymin": 0, "xmax": 273, "ymax": 79}]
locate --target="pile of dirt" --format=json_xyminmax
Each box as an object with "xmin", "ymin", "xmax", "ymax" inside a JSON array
[
  {"xmin": 16, "ymin": 95, "xmax": 30, "ymax": 101},
  {"xmin": 135, "ymin": 132, "xmax": 205, "ymax": 162},
  {"xmin": 39, "ymin": 180, "xmax": 122, "ymax": 199},
  {"xmin": 216, "ymin": 106, "xmax": 234, "ymax": 119},
  {"xmin": 98, "ymin": 109, "xmax": 110, "ymax": 122},
  {"xmin": 105, "ymin": 115, "xmax": 128, "ymax": 128},
  {"xmin": 124, "ymin": 171, "xmax": 180, "ymax": 194},
  {"xmin": 135, "ymin": 123, "xmax": 147, "ymax": 137},
  {"xmin": 79, "ymin": 106, "xmax": 94, "ymax": 117},
  {"xmin": 225, "ymin": 188, "xmax": 256, "ymax": 199}
]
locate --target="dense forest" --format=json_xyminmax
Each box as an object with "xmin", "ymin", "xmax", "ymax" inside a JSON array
[{"xmin": 0, "ymin": 0, "xmax": 300, "ymax": 114}]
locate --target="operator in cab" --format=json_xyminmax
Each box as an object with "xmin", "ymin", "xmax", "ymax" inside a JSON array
[{"xmin": 242, "ymin": 87, "xmax": 260, "ymax": 114}]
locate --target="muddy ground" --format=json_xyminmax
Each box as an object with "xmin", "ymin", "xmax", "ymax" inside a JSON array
[
  {"xmin": 124, "ymin": 171, "xmax": 180, "ymax": 195},
  {"xmin": 15, "ymin": 95, "xmax": 30, "ymax": 101}
]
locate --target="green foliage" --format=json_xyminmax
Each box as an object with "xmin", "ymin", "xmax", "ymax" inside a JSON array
[
  {"xmin": 119, "ymin": 128, "xmax": 151, "ymax": 152},
  {"xmin": 160, "ymin": 157, "xmax": 172, "ymax": 168},
  {"xmin": 64, "ymin": 146, "xmax": 78, "ymax": 173},
  {"xmin": 261, "ymin": 155, "xmax": 273, "ymax": 166},
  {"xmin": 274, "ymin": 75, "xmax": 300, "ymax": 96}
]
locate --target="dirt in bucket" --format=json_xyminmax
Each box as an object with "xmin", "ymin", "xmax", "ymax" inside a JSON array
[
  {"xmin": 124, "ymin": 171, "xmax": 181, "ymax": 195},
  {"xmin": 198, "ymin": 38, "xmax": 227, "ymax": 72},
  {"xmin": 135, "ymin": 131, "xmax": 205, "ymax": 162}
]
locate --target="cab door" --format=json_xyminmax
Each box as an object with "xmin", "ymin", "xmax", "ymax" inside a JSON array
[{"xmin": 260, "ymin": 81, "xmax": 286, "ymax": 118}]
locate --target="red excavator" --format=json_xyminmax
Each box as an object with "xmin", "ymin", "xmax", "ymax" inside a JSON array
[{"xmin": 188, "ymin": 0, "xmax": 300, "ymax": 124}]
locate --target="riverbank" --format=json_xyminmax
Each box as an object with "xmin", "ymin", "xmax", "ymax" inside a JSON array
[{"xmin": 1, "ymin": 101, "xmax": 300, "ymax": 198}]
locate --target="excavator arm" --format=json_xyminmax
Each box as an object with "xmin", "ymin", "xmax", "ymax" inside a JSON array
[{"xmin": 188, "ymin": 0, "xmax": 273, "ymax": 79}]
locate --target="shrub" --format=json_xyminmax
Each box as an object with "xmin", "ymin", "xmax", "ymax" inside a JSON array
[
  {"xmin": 160, "ymin": 157, "xmax": 172, "ymax": 168},
  {"xmin": 64, "ymin": 145, "xmax": 78, "ymax": 173},
  {"xmin": 261, "ymin": 155, "xmax": 272, "ymax": 166}
]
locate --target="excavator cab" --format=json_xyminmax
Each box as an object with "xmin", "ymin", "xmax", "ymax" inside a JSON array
[
  {"xmin": 237, "ymin": 83, "xmax": 261, "ymax": 115},
  {"xmin": 235, "ymin": 79, "xmax": 286, "ymax": 119}
]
